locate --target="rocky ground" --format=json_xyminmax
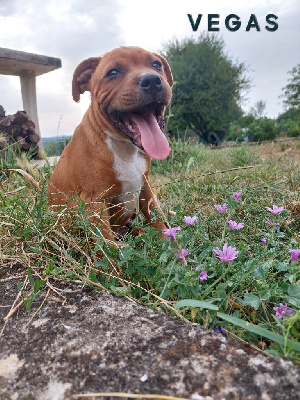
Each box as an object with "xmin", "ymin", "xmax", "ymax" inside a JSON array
[{"xmin": 0, "ymin": 262, "xmax": 299, "ymax": 400}]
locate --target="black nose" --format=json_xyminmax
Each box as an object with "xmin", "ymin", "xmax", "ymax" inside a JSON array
[{"xmin": 139, "ymin": 74, "xmax": 162, "ymax": 94}]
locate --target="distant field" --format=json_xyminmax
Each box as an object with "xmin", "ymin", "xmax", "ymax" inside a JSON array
[
  {"xmin": 42, "ymin": 135, "xmax": 72, "ymax": 156},
  {"xmin": 1, "ymin": 139, "xmax": 299, "ymax": 360}
]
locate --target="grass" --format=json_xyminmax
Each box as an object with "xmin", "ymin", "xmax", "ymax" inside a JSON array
[{"xmin": 1, "ymin": 139, "xmax": 300, "ymax": 361}]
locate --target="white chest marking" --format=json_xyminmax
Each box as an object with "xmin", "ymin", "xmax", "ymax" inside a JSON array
[{"xmin": 105, "ymin": 132, "xmax": 147, "ymax": 216}]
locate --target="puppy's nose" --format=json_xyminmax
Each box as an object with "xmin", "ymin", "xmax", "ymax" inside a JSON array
[{"xmin": 139, "ymin": 74, "xmax": 162, "ymax": 94}]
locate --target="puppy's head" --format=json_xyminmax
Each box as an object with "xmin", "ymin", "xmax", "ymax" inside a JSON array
[{"xmin": 72, "ymin": 46, "xmax": 173, "ymax": 160}]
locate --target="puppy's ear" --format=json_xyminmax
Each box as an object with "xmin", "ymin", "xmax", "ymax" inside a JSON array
[
  {"xmin": 153, "ymin": 53, "xmax": 173, "ymax": 87},
  {"xmin": 72, "ymin": 57, "xmax": 101, "ymax": 102}
]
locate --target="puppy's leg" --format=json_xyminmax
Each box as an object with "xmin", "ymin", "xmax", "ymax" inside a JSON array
[
  {"xmin": 82, "ymin": 198, "xmax": 115, "ymax": 242},
  {"xmin": 139, "ymin": 182, "xmax": 166, "ymax": 232}
]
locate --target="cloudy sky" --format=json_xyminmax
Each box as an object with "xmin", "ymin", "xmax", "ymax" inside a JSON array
[{"xmin": 0, "ymin": 0, "xmax": 299, "ymax": 137}]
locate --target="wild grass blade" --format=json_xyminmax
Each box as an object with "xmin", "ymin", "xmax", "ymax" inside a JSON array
[{"xmin": 217, "ymin": 312, "xmax": 300, "ymax": 352}]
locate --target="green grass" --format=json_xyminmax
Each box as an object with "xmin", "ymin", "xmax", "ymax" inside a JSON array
[{"xmin": 1, "ymin": 139, "xmax": 300, "ymax": 361}]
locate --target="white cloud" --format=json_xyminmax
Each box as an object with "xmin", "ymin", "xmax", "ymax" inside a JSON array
[
  {"xmin": 118, "ymin": 0, "xmax": 299, "ymax": 118},
  {"xmin": 0, "ymin": 0, "xmax": 125, "ymax": 136},
  {"xmin": 0, "ymin": 0, "xmax": 17, "ymax": 16},
  {"xmin": 0, "ymin": 0, "xmax": 299, "ymax": 137}
]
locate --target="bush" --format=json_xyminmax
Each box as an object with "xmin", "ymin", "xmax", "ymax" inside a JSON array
[
  {"xmin": 286, "ymin": 125, "xmax": 300, "ymax": 137},
  {"xmin": 227, "ymin": 125, "xmax": 247, "ymax": 143},
  {"xmin": 248, "ymin": 118, "xmax": 279, "ymax": 142}
]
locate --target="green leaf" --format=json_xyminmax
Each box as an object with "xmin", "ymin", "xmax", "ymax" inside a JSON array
[
  {"xmin": 252, "ymin": 266, "xmax": 268, "ymax": 280},
  {"xmin": 33, "ymin": 279, "xmax": 46, "ymax": 293},
  {"xmin": 110, "ymin": 286, "xmax": 131, "ymax": 296},
  {"xmin": 89, "ymin": 270, "xmax": 99, "ymax": 283},
  {"xmin": 240, "ymin": 293, "xmax": 260, "ymax": 310},
  {"xmin": 288, "ymin": 284, "xmax": 300, "ymax": 308},
  {"xmin": 185, "ymin": 156, "xmax": 195, "ymax": 175},
  {"xmin": 27, "ymin": 267, "xmax": 34, "ymax": 285},
  {"xmin": 259, "ymin": 290, "xmax": 271, "ymax": 301},
  {"xmin": 159, "ymin": 251, "xmax": 170, "ymax": 263},
  {"xmin": 275, "ymin": 262, "xmax": 289, "ymax": 272},
  {"xmin": 25, "ymin": 297, "xmax": 33, "ymax": 312},
  {"xmin": 216, "ymin": 286, "xmax": 227, "ymax": 300},
  {"xmin": 217, "ymin": 312, "xmax": 300, "ymax": 352},
  {"xmin": 175, "ymin": 299, "xmax": 219, "ymax": 311}
]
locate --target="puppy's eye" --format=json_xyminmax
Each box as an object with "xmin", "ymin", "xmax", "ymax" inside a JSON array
[
  {"xmin": 152, "ymin": 60, "xmax": 162, "ymax": 70},
  {"xmin": 106, "ymin": 69, "xmax": 121, "ymax": 78}
]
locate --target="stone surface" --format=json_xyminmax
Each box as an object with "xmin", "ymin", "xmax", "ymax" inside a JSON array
[
  {"xmin": 0, "ymin": 47, "xmax": 61, "ymax": 76},
  {"xmin": 31, "ymin": 155, "xmax": 60, "ymax": 167},
  {"xmin": 0, "ymin": 268, "xmax": 299, "ymax": 400}
]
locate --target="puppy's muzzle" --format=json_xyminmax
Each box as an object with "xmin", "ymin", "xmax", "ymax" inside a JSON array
[{"xmin": 139, "ymin": 74, "xmax": 163, "ymax": 95}]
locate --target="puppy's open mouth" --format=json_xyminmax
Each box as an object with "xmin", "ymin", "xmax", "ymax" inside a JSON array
[{"xmin": 108, "ymin": 102, "xmax": 170, "ymax": 160}]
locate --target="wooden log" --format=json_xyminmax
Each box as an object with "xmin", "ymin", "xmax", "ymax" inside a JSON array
[
  {"xmin": 26, "ymin": 119, "xmax": 35, "ymax": 129},
  {"xmin": 0, "ymin": 135, "xmax": 8, "ymax": 150},
  {"xmin": 14, "ymin": 111, "xmax": 28, "ymax": 125},
  {"xmin": 21, "ymin": 141, "xmax": 30, "ymax": 151},
  {"xmin": 0, "ymin": 109, "xmax": 39, "ymax": 156},
  {"xmin": 8, "ymin": 114, "xmax": 16, "ymax": 123},
  {"xmin": 28, "ymin": 126, "xmax": 36, "ymax": 134},
  {"xmin": 15, "ymin": 136, "xmax": 30, "ymax": 151},
  {"xmin": 11, "ymin": 125, "xmax": 22, "ymax": 138},
  {"xmin": 15, "ymin": 135, "xmax": 25, "ymax": 143},
  {"xmin": 0, "ymin": 117, "xmax": 11, "ymax": 127},
  {"xmin": 21, "ymin": 122, "xmax": 29, "ymax": 131},
  {"xmin": 19, "ymin": 129, "xmax": 28, "ymax": 138},
  {"xmin": 28, "ymin": 133, "xmax": 40, "ymax": 143}
]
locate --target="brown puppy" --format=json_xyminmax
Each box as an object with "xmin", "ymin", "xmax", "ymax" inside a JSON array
[{"xmin": 48, "ymin": 46, "xmax": 173, "ymax": 240}]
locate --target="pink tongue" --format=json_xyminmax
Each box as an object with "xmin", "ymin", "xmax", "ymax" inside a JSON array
[{"xmin": 130, "ymin": 110, "xmax": 170, "ymax": 160}]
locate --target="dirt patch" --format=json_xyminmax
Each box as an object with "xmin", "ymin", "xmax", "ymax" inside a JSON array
[
  {"xmin": 254, "ymin": 140, "xmax": 300, "ymax": 165},
  {"xmin": 0, "ymin": 263, "xmax": 299, "ymax": 400}
]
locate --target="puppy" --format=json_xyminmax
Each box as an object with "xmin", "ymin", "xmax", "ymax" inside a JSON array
[{"xmin": 48, "ymin": 46, "xmax": 173, "ymax": 240}]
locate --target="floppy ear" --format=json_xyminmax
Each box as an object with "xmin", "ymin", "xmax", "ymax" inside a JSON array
[
  {"xmin": 72, "ymin": 57, "xmax": 101, "ymax": 102},
  {"xmin": 153, "ymin": 53, "xmax": 173, "ymax": 87}
]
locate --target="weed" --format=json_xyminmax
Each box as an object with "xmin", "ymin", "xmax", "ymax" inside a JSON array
[{"xmin": 1, "ymin": 140, "xmax": 299, "ymax": 361}]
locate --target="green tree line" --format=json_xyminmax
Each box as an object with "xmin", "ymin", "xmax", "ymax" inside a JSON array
[{"xmin": 161, "ymin": 34, "xmax": 299, "ymax": 143}]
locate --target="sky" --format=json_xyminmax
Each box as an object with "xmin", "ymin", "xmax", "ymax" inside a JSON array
[{"xmin": 0, "ymin": 0, "xmax": 299, "ymax": 138}]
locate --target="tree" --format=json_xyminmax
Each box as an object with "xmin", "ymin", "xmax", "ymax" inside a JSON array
[
  {"xmin": 281, "ymin": 64, "xmax": 300, "ymax": 112},
  {"xmin": 280, "ymin": 64, "xmax": 300, "ymax": 133},
  {"xmin": 162, "ymin": 34, "xmax": 251, "ymax": 142},
  {"xmin": 249, "ymin": 100, "xmax": 266, "ymax": 120}
]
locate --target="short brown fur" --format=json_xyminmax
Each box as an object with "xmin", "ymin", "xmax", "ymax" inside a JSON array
[{"xmin": 48, "ymin": 46, "xmax": 173, "ymax": 240}]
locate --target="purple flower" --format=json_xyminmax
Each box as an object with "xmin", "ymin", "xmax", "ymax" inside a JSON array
[
  {"xmin": 162, "ymin": 226, "xmax": 181, "ymax": 242},
  {"xmin": 215, "ymin": 203, "xmax": 227, "ymax": 213},
  {"xmin": 273, "ymin": 303, "xmax": 295, "ymax": 319},
  {"xmin": 184, "ymin": 215, "xmax": 198, "ymax": 225},
  {"xmin": 266, "ymin": 205, "xmax": 285, "ymax": 215},
  {"xmin": 176, "ymin": 248, "xmax": 189, "ymax": 260},
  {"xmin": 261, "ymin": 238, "xmax": 267, "ymax": 246},
  {"xmin": 233, "ymin": 191, "xmax": 242, "ymax": 201},
  {"xmin": 266, "ymin": 220, "xmax": 276, "ymax": 225},
  {"xmin": 227, "ymin": 220, "xmax": 244, "ymax": 230},
  {"xmin": 214, "ymin": 327, "xmax": 226, "ymax": 334},
  {"xmin": 275, "ymin": 226, "xmax": 280, "ymax": 233},
  {"xmin": 289, "ymin": 249, "xmax": 300, "ymax": 262},
  {"xmin": 213, "ymin": 243, "xmax": 239, "ymax": 263},
  {"xmin": 199, "ymin": 271, "xmax": 208, "ymax": 281}
]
